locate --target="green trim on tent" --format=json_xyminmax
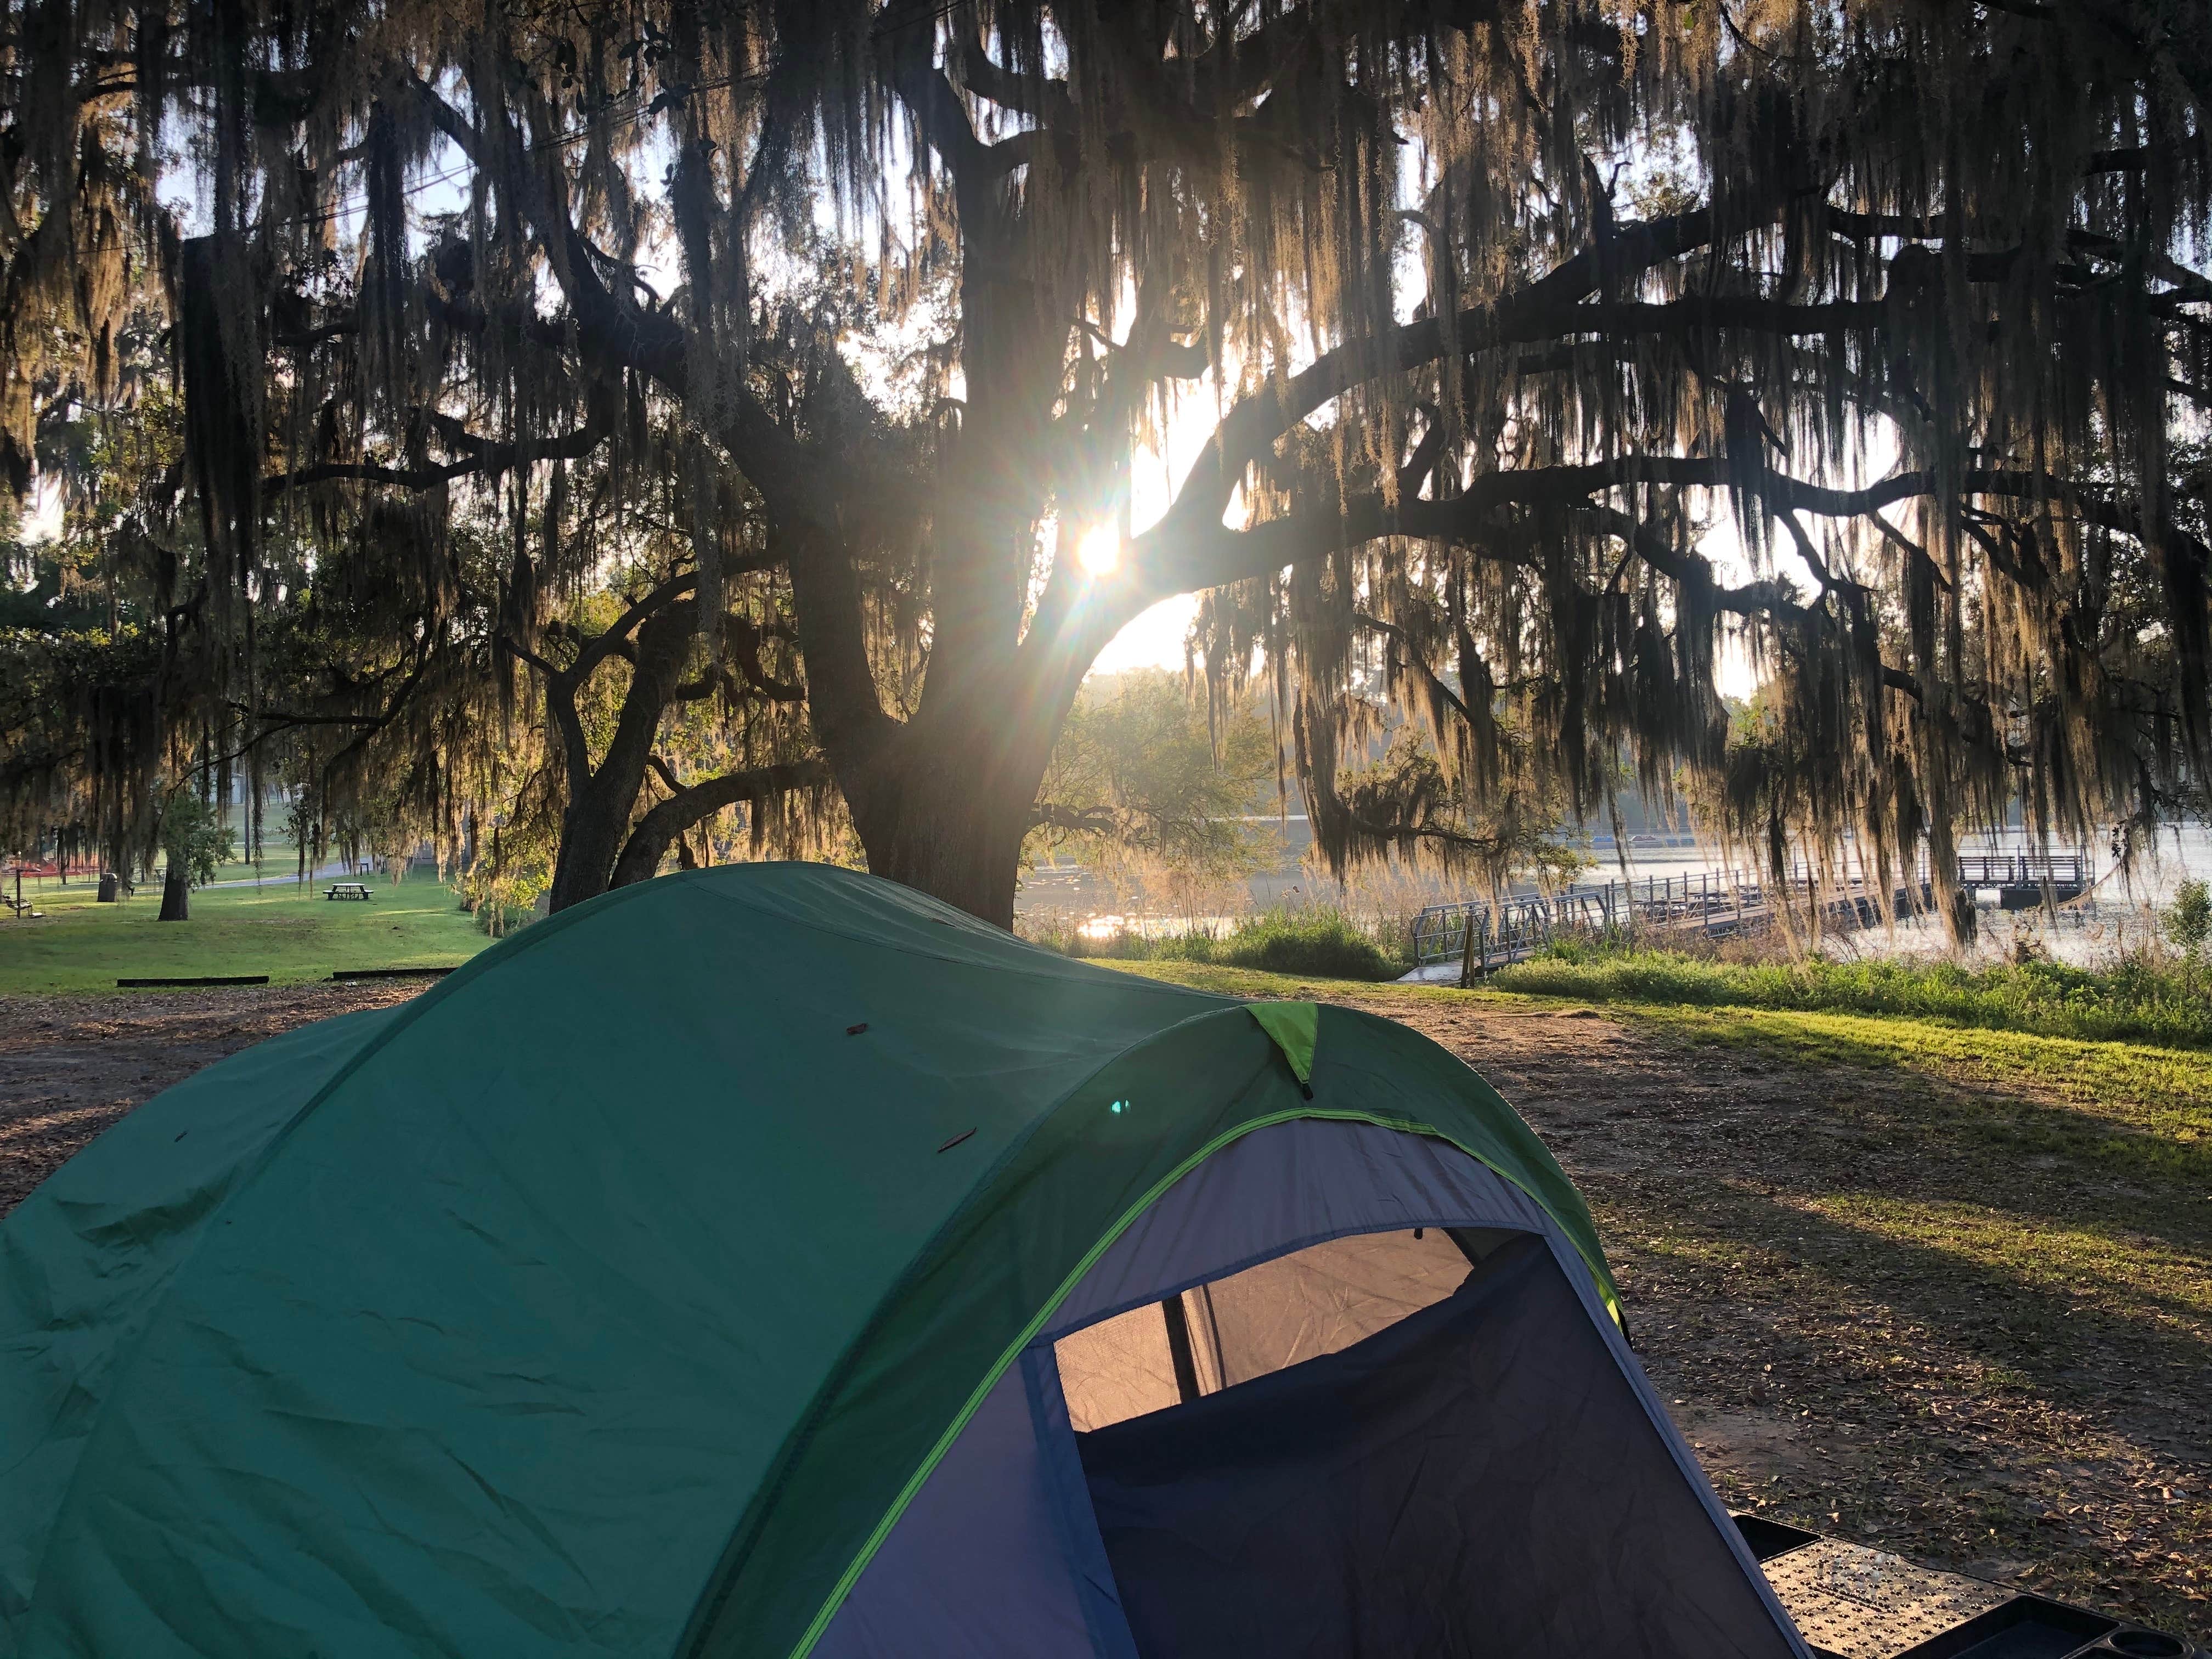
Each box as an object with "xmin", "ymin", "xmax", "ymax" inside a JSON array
[{"xmin": 1246, "ymin": 1000, "xmax": 1319, "ymax": 1085}]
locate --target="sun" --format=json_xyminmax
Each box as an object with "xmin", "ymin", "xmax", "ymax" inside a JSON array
[{"xmin": 1076, "ymin": 524, "xmax": 1121, "ymax": 577}]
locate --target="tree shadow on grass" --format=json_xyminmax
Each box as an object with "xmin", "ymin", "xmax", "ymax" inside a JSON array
[
  {"xmin": 1641, "ymin": 1013, "xmax": 2212, "ymax": 1239},
  {"xmin": 1618, "ymin": 1169, "xmax": 2211, "ymax": 1466},
  {"xmin": 1604, "ymin": 1176, "xmax": 2211, "ymax": 1638}
]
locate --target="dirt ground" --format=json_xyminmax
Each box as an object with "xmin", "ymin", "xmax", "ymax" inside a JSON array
[
  {"xmin": 0, "ymin": 984, "xmax": 420, "ymax": 1215},
  {"xmin": 3, "ymin": 984, "xmax": 2205, "ymax": 1641}
]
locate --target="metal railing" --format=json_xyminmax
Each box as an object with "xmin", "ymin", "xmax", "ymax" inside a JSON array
[
  {"xmin": 1412, "ymin": 861, "xmax": 1951, "ymax": 978},
  {"xmin": 1955, "ymin": 850, "xmax": 2090, "ymax": 891},
  {"xmin": 1410, "ymin": 884, "xmax": 1637, "ymax": 975},
  {"xmin": 1412, "ymin": 848, "xmax": 2090, "ymax": 979}
]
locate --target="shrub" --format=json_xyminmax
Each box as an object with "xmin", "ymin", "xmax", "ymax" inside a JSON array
[
  {"xmin": 2166, "ymin": 879, "xmax": 2211, "ymax": 958},
  {"xmin": 1490, "ymin": 943, "xmax": 2212, "ymax": 1048},
  {"xmin": 1026, "ymin": 906, "xmax": 1407, "ymax": 982},
  {"xmin": 1203, "ymin": 909, "xmax": 1403, "ymax": 980}
]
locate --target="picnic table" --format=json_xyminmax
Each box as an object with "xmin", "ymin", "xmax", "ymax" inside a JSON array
[{"xmin": 323, "ymin": 882, "xmax": 375, "ymax": 901}]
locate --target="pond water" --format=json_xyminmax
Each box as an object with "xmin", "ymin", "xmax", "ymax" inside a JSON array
[{"xmin": 1018, "ymin": 823, "xmax": 2212, "ymax": 968}]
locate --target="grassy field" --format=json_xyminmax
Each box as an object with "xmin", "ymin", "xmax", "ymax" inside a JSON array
[
  {"xmin": 1488, "ymin": 944, "xmax": 2212, "ymax": 1049},
  {"xmin": 1106, "ymin": 960, "xmax": 2212, "ymax": 1119},
  {"xmin": 0, "ymin": 874, "xmax": 490, "ymax": 994},
  {"xmin": 1107, "ymin": 957, "xmax": 2211, "ymax": 1184}
]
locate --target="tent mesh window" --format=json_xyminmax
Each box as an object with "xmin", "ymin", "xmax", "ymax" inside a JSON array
[{"xmin": 1056, "ymin": 1225, "xmax": 1520, "ymax": 1430}]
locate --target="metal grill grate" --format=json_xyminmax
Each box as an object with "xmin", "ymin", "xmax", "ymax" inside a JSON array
[{"xmin": 1762, "ymin": 1539, "xmax": 2013, "ymax": 1659}]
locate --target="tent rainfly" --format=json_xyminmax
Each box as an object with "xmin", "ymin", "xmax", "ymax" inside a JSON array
[{"xmin": 0, "ymin": 863, "xmax": 1809, "ymax": 1658}]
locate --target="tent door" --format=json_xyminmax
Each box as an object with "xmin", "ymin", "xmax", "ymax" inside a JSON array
[{"xmin": 1066, "ymin": 1233, "xmax": 1796, "ymax": 1659}]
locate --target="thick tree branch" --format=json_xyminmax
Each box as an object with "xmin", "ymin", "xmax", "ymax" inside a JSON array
[
  {"xmin": 607, "ymin": 757, "xmax": 832, "ymax": 888},
  {"xmin": 727, "ymin": 614, "xmax": 806, "ymax": 702},
  {"xmin": 1164, "ymin": 205, "xmax": 1809, "ymax": 534},
  {"xmin": 1030, "ymin": 801, "xmax": 1121, "ymax": 835},
  {"xmin": 569, "ymin": 572, "xmax": 698, "ymax": 682},
  {"xmin": 266, "ymin": 403, "xmax": 608, "ymax": 495},
  {"xmin": 1136, "ymin": 453, "xmax": 2178, "ymax": 614}
]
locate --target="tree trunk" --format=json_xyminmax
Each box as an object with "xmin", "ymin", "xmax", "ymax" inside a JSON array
[
  {"xmin": 544, "ymin": 603, "xmax": 691, "ymax": 913},
  {"xmin": 548, "ymin": 777, "xmax": 642, "ymax": 912},
  {"xmin": 844, "ymin": 743, "xmax": 1040, "ymax": 929},
  {"xmin": 157, "ymin": 866, "xmax": 190, "ymax": 921}
]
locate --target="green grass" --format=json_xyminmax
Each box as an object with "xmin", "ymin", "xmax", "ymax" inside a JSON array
[
  {"xmin": 1488, "ymin": 944, "xmax": 2212, "ymax": 1049},
  {"xmin": 10, "ymin": 840, "xmax": 326, "ymax": 890},
  {"xmin": 0, "ymin": 875, "xmax": 490, "ymax": 994},
  {"xmin": 1094, "ymin": 955, "xmax": 1561, "ymax": 1006},
  {"xmin": 1784, "ymin": 1192, "xmax": 2212, "ymax": 1342},
  {"xmin": 194, "ymin": 845, "xmax": 315, "ymax": 885},
  {"xmin": 1113, "ymin": 953, "xmax": 2212, "ymax": 1361},
  {"xmin": 1104, "ymin": 956, "xmax": 2212, "ymax": 1155},
  {"xmin": 1615, "ymin": 1000, "xmax": 2212, "ymax": 1176}
]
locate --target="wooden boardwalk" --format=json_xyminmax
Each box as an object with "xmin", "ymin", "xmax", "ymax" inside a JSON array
[{"xmin": 1406, "ymin": 851, "xmax": 2092, "ymax": 981}]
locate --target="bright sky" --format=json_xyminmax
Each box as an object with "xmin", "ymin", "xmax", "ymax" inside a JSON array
[{"xmin": 1085, "ymin": 419, "xmax": 1209, "ymax": 674}]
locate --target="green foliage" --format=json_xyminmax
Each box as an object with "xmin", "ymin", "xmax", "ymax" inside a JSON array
[
  {"xmin": 2165, "ymin": 879, "xmax": 2211, "ymax": 958},
  {"xmin": 1188, "ymin": 910, "xmax": 1404, "ymax": 981},
  {"xmin": 1489, "ymin": 943, "xmax": 2212, "ymax": 1050},
  {"xmin": 1031, "ymin": 670, "xmax": 1273, "ymax": 874},
  {"xmin": 458, "ymin": 813, "xmax": 558, "ymax": 936},
  {"xmin": 1030, "ymin": 906, "xmax": 1406, "ymax": 982},
  {"xmin": 1321, "ymin": 727, "xmax": 1593, "ymax": 891},
  {"xmin": 159, "ymin": 790, "xmax": 236, "ymax": 890}
]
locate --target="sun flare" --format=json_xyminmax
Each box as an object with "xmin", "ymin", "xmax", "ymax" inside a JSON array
[{"xmin": 1076, "ymin": 525, "xmax": 1121, "ymax": 577}]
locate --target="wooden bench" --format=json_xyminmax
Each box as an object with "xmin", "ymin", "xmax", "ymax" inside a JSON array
[{"xmin": 323, "ymin": 882, "xmax": 374, "ymax": 901}]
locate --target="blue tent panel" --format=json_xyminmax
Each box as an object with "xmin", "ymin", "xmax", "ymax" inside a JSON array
[
  {"xmin": 1082, "ymin": 1234, "xmax": 1785, "ymax": 1656},
  {"xmin": 1040, "ymin": 1116, "xmax": 1558, "ymax": 1339},
  {"xmin": 818, "ymin": 1121, "xmax": 1806, "ymax": 1658},
  {"xmin": 808, "ymin": 1348, "xmax": 1132, "ymax": 1658}
]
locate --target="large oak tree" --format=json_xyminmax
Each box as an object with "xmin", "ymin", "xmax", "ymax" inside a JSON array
[{"xmin": 3, "ymin": 0, "xmax": 2208, "ymax": 928}]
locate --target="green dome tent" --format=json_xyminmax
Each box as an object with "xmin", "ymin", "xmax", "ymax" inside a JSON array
[{"xmin": 0, "ymin": 864, "xmax": 1806, "ymax": 1658}]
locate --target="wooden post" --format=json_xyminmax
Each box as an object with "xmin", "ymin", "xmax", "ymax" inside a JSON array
[{"xmin": 1458, "ymin": 904, "xmax": 1479, "ymax": 989}]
